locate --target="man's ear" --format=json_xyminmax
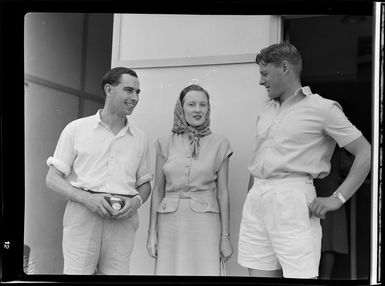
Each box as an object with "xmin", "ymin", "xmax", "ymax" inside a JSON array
[
  {"xmin": 281, "ymin": 60, "xmax": 290, "ymax": 74},
  {"xmin": 104, "ymin": 84, "xmax": 112, "ymax": 96}
]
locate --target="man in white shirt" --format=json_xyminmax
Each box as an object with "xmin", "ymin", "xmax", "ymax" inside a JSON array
[
  {"xmin": 237, "ymin": 43, "xmax": 371, "ymax": 279},
  {"xmin": 46, "ymin": 67, "xmax": 152, "ymax": 275}
]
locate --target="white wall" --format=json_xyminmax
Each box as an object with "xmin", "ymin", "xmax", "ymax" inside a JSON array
[{"xmin": 112, "ymin": 14, "xmax": 281, "ymax": 276}]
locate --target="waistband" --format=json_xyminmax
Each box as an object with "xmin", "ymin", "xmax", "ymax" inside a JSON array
[
  {"xmin": 253, "ymin": 175, "xmax": 313, "ymax": 186},
  {"xmin": 165, "ymin": 190, "xmax": 215, "ymax": 199},
  {"xmin": 84, "ymin": 189, "xmax": 137, "ymax": 198}
]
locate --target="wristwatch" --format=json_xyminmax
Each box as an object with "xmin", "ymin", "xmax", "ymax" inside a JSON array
[{"xmin": 332, "ymin": 191, "xmax": 346, "ymax": 204}]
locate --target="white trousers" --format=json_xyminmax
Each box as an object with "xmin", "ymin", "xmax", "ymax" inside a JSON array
[{"xmin": 62, "ymin": 200, "xmax": 139, "ymax": 275}]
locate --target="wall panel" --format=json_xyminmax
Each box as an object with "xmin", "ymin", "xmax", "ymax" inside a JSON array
[
  {"xmin": 24, "ymin": 82, "xmax": 79, "ymax": 274},
  {"xmin": 113, "ymin": 14, "xmax": 281, "ymax": 275},
  {"xmin": 24, "ymin": 13, "xmax": 84, "ymax": 89}
]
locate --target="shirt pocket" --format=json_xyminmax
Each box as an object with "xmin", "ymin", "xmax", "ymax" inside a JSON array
[
  {"xmin": 189, "ymin": 195, "xmax": 220, "ymax": 213},
  {"xmin": 156, "ymin": 197, "xmax": 179, "ymax": 213}
]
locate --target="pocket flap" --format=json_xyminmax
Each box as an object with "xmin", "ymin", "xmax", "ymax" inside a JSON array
[
  {"xmin": 190, "ymin": 196, "xmax": 219, "ymax": 213},
  {"xmin": 156, "ymin": 197, "xmax": 179, "ymax": 213}
]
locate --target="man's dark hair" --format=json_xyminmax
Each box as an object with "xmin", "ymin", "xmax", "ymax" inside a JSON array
[
  {"xmin": 101, "ymin": 67, "xmax": 138, "ymax": 95},
  {"xmin": 256, "ymin": 42, "xmax": 302, "ymax": 77}
]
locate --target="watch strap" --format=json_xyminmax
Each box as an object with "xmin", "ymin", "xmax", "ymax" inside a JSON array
[{"xmin": 333, "ymin": 191, "xmax": 346, "ymax": 204}]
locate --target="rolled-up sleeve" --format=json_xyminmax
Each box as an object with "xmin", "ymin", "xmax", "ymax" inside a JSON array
[
  {"xmin": 46, "ymin": 124, "xmax": 76, "ymax": 177},
  {"xmin": 135, "ymin": 137, "xmax": 153, "ymax": 188}
]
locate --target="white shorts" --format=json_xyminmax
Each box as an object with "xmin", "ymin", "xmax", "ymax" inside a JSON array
[
  {"xmin": 62, "ymin": 200, "xmax": 139, "ymax": 275},
  {"xmin": 238, "ymin": 176, "xmax": 322, "ymax": 278}
]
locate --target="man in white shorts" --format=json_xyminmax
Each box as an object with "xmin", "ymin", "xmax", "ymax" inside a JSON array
[
  {"xmin": 238, "ymin": 43, "xmax": 371, "ymax": 279},
  {"xmin": 46, "ymin": 67, "xmax": 152, "ymax": 275}
]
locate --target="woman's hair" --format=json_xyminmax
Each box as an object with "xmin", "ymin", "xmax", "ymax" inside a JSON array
[
  {"xmin": 179, "ymin": 84, "xmax": 210, "ymax": 105},
  {"xmin": 100, "ymin": 67, "xmax": 138, "ymax": 95},
  {"xmin": 256, "ymin": 42, "xmax": 302, "ymax": 77}
]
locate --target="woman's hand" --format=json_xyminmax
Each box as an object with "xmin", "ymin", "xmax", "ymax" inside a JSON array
[
  {"xmin": 147, "ymin": 230, "xmax": 158, "ymax": 259},
  {"xmin": 220, "ymin": 236, "xmax": 233, "ymax": 262}
]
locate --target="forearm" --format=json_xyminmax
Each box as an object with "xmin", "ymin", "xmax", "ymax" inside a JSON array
[
  {"xmin": 217, "ymin": 189, "xmax": 231, "ymax": 235},
  {"xmin": 148, "ymin": 186, "xmax": 164, "ymax": 233},
  {"xmin": 46, "ymin": 167, "xmax": 87, "ymax": 204},
  {"xmin": 335, "ymin": 149, "xmax": 371, "ymax": 201},
  {"xmin": 136, "ymin": 182, "xmax": 151, "ymax": 204}
]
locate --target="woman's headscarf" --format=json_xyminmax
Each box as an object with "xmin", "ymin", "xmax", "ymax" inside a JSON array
[{"xmin": 171, "ymin": 85, "xmax": 211, "ymax": 158}]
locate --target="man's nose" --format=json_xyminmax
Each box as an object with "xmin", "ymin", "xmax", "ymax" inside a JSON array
[
  {"xmin": 259, "ymin": 77, "xmax": 265, "ymax": 85},
  {"xmin": 130, "ymin": 92, "xmax": 139, "ymax": 101}
]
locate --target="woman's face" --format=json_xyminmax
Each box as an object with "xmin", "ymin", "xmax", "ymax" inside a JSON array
[{"xmin": 182, "ymin": 90, "xmax": 209, "ymax": 127}]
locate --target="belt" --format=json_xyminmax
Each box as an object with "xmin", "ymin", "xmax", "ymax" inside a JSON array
[
  {"xmin": 164, "ymin": 190, "xmax": 216, "ymax": 199},
  {"xmin": 165, "ymin": 192, "xmax": 193, "ymax": 199},
  {"xmin": 253, "ymin": 175, "xmax": 313, "ymax": 185},
  {"xmin": 84, "ymin": 189, "xmax": 137, "ymax": 198}
]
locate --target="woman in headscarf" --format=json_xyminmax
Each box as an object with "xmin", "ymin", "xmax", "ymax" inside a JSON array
[{"xmin": 147, "ymin": 84, "xmax": 233, "ymax": 275}]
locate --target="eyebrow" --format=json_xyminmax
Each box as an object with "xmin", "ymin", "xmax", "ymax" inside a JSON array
[{"xmin": 124, "ymin": 86, "xmax": 141, "ymax": 93}]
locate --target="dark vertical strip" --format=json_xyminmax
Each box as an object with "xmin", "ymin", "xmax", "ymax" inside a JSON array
[
  {"xmin": 78, "ymin": 13, "xmax": 89, "ymax": 118},
  {"xmin": 283, "ymin": 18, "xmax": 290, "ymax": 42},
  {"xmin": 378, "ymin": 3, "xmax": 384, "ymax": 282}
]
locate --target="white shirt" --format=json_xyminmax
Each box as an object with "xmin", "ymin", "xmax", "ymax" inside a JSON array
[
  {"xmin": 47, "ymin": 110, "xmax": 152, "ymax": 195},
  {"xmin": 248, "ymin": 86, "xmax": 362, "ymax": 179}
]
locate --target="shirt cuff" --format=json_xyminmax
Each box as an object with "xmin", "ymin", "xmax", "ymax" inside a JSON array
[
  {"xmin": 135, "ymin": 173, "xmax": 153, "ymax": 188},
  {"xmin": 46, "ymin": 156, "xmax": 71, "ymax": 177},
  {"xmin": 338, "ymin": 131, "xmax": 363, "ymax": 148}
]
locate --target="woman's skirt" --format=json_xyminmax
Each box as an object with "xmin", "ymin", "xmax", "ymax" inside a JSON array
[{"xmin": 155, "ymin": 198, "xmax": 221, "ymax": 275}]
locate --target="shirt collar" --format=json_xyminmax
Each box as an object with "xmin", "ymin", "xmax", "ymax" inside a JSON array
[
  {"xmin": 286, "ymin": 86, "xmax": 313, "ymax": 103},
  {"xmin": 93, "ymin": 109, "xmax": 133, "ymax": 136},
  {"xmin": 296, "ymin": 86, "xmax": 312, "ymax": 96},
  {"xmin": 273, "ymin": 86, "xmax": 312, "ymax": 110}
]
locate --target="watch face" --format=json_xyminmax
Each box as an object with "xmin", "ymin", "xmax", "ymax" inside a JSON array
[{"xmin": 333, "ymin": 191, "xmax": 346, "ymax": 203}]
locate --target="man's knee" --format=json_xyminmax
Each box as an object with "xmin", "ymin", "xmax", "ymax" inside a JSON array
[{"xmin": 248, "ymin": 268, "xmax": 283, "ymax": 278}]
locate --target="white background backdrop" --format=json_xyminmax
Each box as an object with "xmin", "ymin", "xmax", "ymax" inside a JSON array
[{"xmin": 112, "ymin": 14, "xmax": 281, "ymax": 275}]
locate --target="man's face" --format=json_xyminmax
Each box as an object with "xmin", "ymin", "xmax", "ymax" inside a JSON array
[
  {"xmin": 108, "ymin": 73, "xmax": 140, "ymax": 116},
  {"xmin": 258, "ymin": 62, "xmax": 285, "ymax": 100}
]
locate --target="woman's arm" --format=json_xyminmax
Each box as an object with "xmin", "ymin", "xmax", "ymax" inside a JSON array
[
  {"xmin": 217, "ymin": 157, "xmax": 233, "ymax": 261},
  {"xmin": 147, "ymin": 153, "xmax": 166, "ymax": 258}
]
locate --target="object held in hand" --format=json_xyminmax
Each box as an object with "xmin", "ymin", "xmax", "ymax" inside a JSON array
[{"xmin": 108, "ymin": 196, "xmax": 124, "ymax": 210}]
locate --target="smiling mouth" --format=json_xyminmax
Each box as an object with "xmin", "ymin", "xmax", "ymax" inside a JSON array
[
  {"xmin": 125, "ymin": 102, "xmax": 136, "ymax": 109},
  {"xmin": 193, "ymin": 115, "xmax": 202, "ymax": 120}
]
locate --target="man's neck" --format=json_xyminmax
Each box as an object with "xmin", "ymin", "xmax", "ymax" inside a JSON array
[
  {"xmin": 100, "ymin": 109, "xmax": 127, "ymax": 134},
  {"xmin": 278, "ymin": 83, "xmax": 302, "ymax": 105}
]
